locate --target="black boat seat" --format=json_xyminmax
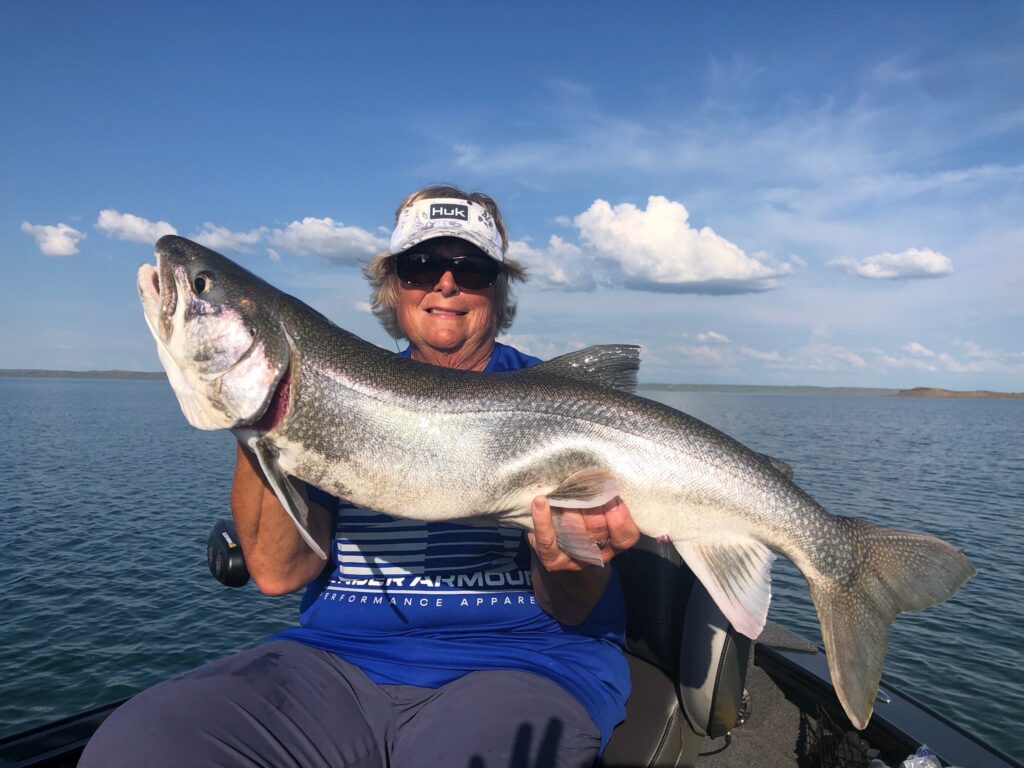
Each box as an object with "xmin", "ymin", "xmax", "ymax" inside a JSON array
[{"xmin": 600, "ymin": 536, "xmax": 751, "ymax": 768}]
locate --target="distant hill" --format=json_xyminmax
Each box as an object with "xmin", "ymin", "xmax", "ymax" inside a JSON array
[
  {"xmin": 0, "ymin": 369, "xmax": 165, "ymax": 380},
  {"xmin": 895, "ymin": 387, "xmax": 1023, "ymax": 400}
]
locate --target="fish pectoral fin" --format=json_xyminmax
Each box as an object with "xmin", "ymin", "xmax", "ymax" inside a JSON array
[
  {"xmin": 547, "ymin": 468, "xmax": 622, "ymax": 509},
  {"xmin": 523, "ymin": 344, "xmax": 640, "ymax": 393},
  {"xmin": 549, "ymin": 508, "xmax": 605, "ymax": 567},
  {"xmin": 251, "ymin": 439, "xmax": 328, "ymax": 560},
  {"xmin": 544, "ymin": 468, "xmax": 623, "ymax": 567},
  {"xmin": 674, "ymin": 536, "xmax": 776, "ymax": 640}
]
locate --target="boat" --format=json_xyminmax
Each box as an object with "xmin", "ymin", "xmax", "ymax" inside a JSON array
[{"xmin": 1, "ymin": 528, "xmax": 1019, "ymax": 768}]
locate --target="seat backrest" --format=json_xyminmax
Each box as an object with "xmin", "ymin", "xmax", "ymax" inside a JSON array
[
  {"xmin": 615, "ymin": 535, "xmax": 751, "ymax": 739},
  {"xmin": 677, "ymin": 577, "xmax": 750, "ymax": 738}
]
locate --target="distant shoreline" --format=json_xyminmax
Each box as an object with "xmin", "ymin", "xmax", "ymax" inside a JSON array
[
  {"xmin": 639, "ymin": 383, "xmax": 1024, "ymax": 399},
  {"xmin": 1, "ymin": 370, "xmax": 1020, "ymax": 399},
  {"xmin": 638, "ymin": 383, "xmax": 898, "ymax": 397},
  {"xmin": 0, "ymin": 369, "xmax": 166, "ymax": 380}
]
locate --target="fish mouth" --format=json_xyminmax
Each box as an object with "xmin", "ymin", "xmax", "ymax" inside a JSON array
[{"xmin": 137, "ymin": 259, "xmax": 177, "ymax": 342}]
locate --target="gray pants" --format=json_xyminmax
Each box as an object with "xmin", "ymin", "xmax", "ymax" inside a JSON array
[{"xmin": 80, "ymin": 640, "xmax": 601, "ymax": 768}]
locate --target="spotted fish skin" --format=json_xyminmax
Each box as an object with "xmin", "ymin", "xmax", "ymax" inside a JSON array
[{"xmin": 138, "ymin": 235, "xmax": 976, "ymax": 731}]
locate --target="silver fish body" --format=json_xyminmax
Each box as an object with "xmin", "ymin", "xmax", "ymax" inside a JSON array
[{"xmin": 138, "ymin": 235, "xmax": 975, "ymax": 731}]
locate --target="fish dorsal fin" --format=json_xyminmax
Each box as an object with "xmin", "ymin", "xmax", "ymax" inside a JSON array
[
  {"xmin": 524, "ymin": 344, "xmax": 640, "ymax": 393},
  {"xmin": 674, "ymin": 536, "xmax": 776, "ymax": 640}
]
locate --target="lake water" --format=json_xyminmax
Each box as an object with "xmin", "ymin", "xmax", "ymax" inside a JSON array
[{"xmin": 0, "ymin": 377, "xmax": 1021, "ymax": 758}]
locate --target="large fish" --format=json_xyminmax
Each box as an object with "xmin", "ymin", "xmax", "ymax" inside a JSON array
[{"xmin": 138, "ymin": 235, "xmax": 975, "ymax": 730}]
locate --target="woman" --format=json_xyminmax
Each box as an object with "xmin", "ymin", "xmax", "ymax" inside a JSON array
[{"xmin": 82, "ymin": 186, "xmax": 640, "ymax": 768}]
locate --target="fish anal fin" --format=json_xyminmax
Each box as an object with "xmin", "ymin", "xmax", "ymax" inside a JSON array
[
  {"xmin": 674, "ymin": 536, "xmax": 775, "ymax": 640},
  {"xmin": 250, "ymin": 438, "xmax": 327, "ymax": 560},
  {"xmin": 524, "ymin": 344, "xmax": 640, "ymax": 393}
]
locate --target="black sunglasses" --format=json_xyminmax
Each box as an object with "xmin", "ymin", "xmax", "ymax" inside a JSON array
[{"xmin": 394, "ymin": 251, "xmax": 502, "ymax": 290}]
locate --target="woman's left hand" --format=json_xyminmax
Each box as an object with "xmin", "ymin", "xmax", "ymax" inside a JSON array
[
  {"xmin": 527, "ymin": 494, "xmax": 641, "ymax": 625},
  {"xmin": 528, "ymin": 494, "xmax": 641, "ymax": 572}
]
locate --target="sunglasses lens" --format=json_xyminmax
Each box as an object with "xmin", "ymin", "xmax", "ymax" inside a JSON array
[
  {"xmin": 396, "ymin": 253, "xmax": 500, "ymax": 289},
  {"xmin": 395, "ymin": 253, "xmax": 443, "ymax": 286},
  {"xmin": 453, "ymin": 259, "xmax": 501, "ymax": 289}
]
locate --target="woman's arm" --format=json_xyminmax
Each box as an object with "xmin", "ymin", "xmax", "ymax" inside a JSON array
[
  {"xmin": 528, "ymin": 495, "xmax": 641, "ymax": 625},
  {"xmin": 230, "ymin": 443, "xmax": 333, "ymax": 595}
]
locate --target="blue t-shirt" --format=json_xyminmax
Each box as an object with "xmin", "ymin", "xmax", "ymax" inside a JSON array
[{"xmin": 276, "ymin": 342, "xmax": 630, "ymax": 746}]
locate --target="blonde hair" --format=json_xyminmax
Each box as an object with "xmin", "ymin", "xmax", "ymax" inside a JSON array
[{"xmin": 363, "ymin": 185, "xmax": 527, "ymax": 339}]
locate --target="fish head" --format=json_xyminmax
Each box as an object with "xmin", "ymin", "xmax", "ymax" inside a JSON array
[{"xmin": 138, "ymin": 235, "xmax": 291, "ymax": 430}]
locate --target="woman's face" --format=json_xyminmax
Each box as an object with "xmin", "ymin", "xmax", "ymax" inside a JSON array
[{"xmin": 395, "ymin": 238, "xmax": 498, "ymax": 368}]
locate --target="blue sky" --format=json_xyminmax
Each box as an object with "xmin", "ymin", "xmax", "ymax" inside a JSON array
[{"xmin": 3, "ymin": 2, "xmax": 1022, "ymax": 389}]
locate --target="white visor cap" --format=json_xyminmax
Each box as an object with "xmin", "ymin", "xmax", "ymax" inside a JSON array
[{"xmin": 389, "ymin": 198, "xmax": 505, "ymax": 263}]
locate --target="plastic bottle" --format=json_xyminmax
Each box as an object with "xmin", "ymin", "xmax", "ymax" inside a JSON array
[{"xmin": 899, "ymin": 744, "xmax": 942, "ymax": 768}]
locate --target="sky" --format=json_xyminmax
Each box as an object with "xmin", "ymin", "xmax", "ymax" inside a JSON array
[{"xmin": 2, "ymin": 2, "xmax": 1022, "ymax": 390}]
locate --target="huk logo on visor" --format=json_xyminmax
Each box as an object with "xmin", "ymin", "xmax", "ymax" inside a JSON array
[{"xmin": 430, "ymin": 204, "xmax": 469, "ymax": 220}]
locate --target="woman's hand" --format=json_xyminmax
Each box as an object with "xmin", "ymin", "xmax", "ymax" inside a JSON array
[
  {"xmin": 528, "ymin": 495, "xmax": 641, "ymax": 624},
  {"xmin": 529, "ymin": 495, "xmax": 640, "ymax": 570},
  {"xmin": 230, "ymin": 443, "xmax": 332, "ymax": 596}
]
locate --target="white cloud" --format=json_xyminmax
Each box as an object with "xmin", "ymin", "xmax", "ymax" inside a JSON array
[
  {"xmin": 876, "ymin": 353, "xmax": 938, "ymax": 372},
  {"xmin": 268, "ymin": 217, "xmax": 387, "ymax": 266},
  {"xmin": 696, "ymin": 331, "xmax": 730, "ymax": 344},
  {"xmin": 507, "ymin": 196, "xmax": 787, "ymax": 294},
  {"xmin": 903, "ymin": 341, "xmax": 936, "ymax": 358},
  {"xmin": 497, "ymin": 334, "xmax": 591, "ymax": 360},
  {"xmin": 770, "ymin": 342, "xmax": 868, "ymax": 372},
  {"xmin": 507, "ymin": 236, "xmax": 596, "ymax": 291},
  {"xmin": 739, "ymin": 345, "xmax": 790, "ymax": 364},
  {"xmin": 937, "ymin": 343, "xmax": 1024, "ymax": 374},
  {"xmin": 680, "ymin": 339, "xmax": 793, "ymax": 368},
  {"xmin": 935, "ymin": 352, "xmax": 989, "ymax": 374},
  {"xmin": 354, "ymin": 301, "xmax": 372, "ymax": 314},
  {"xmin": 21, "ymin": 221, "xmax": 86, "ymax": 256},
  {"xmin": 874, "ymin": 343, "xmax": 1024, "ymax": 377},
  {"xmin": 829, "ymin": 347, "xmax": 868, "ymax": 369},
  {"xmin": 267, "ymin": 248, "xmax": 281, "ymax": 262},
  {"xmin": 829, "ymin": 248, "xmax": 954, "ymax": 280},
  {"xmin": 678, "ymin": 344, "xmax": 735, "ymax": 367},
  {"xmin": 575, "ymin": 196, "xmax": 790, "ymax": 293},
  {"xmin": 96, "ymin": 209, "xmax": 177, "ymax": 243},
  {"xmin": 191, "ymin": 223, "xmax": 266, "ymax": 252}
]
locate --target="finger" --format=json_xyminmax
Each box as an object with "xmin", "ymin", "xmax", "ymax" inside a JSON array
[
  {"xmin": 530, "ymin": 497, "xmax": 588, "ymax": 572},
  {"xmin": 604, "ymin": 498, "xmax": 642, "ymax": 550},
  {"xmin": 530, "ymin": 496, "xmax": 559, "ymax": 553},
  {"xmin": 580, "ymin": 507, "xmax": 610, "ymax": 539}
]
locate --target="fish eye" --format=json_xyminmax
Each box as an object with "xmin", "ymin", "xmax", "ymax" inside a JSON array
[{"xmin": 193, "ymin": 272, "xmax": 213, "ymax": 294}]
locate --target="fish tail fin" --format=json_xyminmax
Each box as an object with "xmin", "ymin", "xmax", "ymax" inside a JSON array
[{"xmin": 808, "ymin": 518, "xmax": 975, "ymax": 729}]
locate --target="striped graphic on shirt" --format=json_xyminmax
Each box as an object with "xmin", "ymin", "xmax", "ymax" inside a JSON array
[{"xmin": 333, "ymin": 507, "xmax": 525, "ymax": 580}]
